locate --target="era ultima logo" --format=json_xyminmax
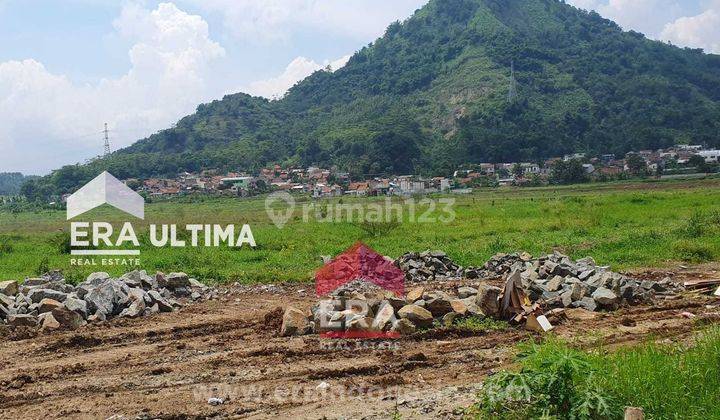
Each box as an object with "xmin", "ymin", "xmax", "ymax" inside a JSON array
[
  {"xmin": 67, "ymin": 172, "xmax": 255, "ymax": 266},
  {"xmin": 315, "ymin": 242, "xmax": 405, "ymax": 339}
]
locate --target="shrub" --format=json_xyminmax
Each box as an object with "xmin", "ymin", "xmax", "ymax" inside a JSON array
[
  {"xmin": 475, "ymin": 340, "xmax": 616, "ymax": 419},
  {"xmin": 673, "ymin": 240, "xmax": 715, "ymax": 263}
]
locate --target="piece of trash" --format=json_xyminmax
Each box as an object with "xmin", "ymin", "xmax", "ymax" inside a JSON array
[
  {"xmin": 208, "ymin": 397, "xmax": 225, "ymax": 406},
  {"xmin": 526, "ymin": 314, "xmax": 554, "ymax": 333},
  {"xmin": 680, "ymin": 312, "xmax": 696, "ymax": 319},
  {"xmin": 316, "ymin": 381, "xmax": 331, "ymax": 391},
  {"xmin": 624, "ymin": 406, "xmax": 645, "ymax": 420},
  {"xmin": 714, "ymin": 286, "xmax": 720, "ymax": 297}
]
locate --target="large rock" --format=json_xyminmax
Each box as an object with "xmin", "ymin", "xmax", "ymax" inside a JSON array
[
  {"xmin": 397, "ymin": 305, "xmax": 433, "ymax": 328},
  {"xmin": 120, "ymin": 298, "xmax": 146, "ymax": 318},
  {"xmin": 406, "ymin": 287, "xmax": 424, "ymax": 302},
  {"xmin": 39, "ymin": 312, "xmax": 60, "ymax": 332},
  {"xmin": 161, "ymin": 272, "xmax": 190, "ymax": 290},
  {"xmin": 147, "ymin": 291, "xmax": 174, "ymax": 312},
  {"xmin": 84, "ymin": 279, "xmax": 130, "ymax": 317},
  {"xmin": 546, "ymin": 276, "xmax": 564, "ymax": 292},
  {"xmin": 38, "ymin": 298, "xmax": 64, "ymax": 314},
  {"xmin": 86, "ymin": 272, "xmax": 111, "ymax": 284},
  {"xmin": 450, "ymin": 299, "xmax": 468, "ymax": 316},
  {"xmin": 423, "ymin": 291, "xmax": 454, "ymax": 317},
  {"xmin": 371, "ymin": 302, "xmax": 396, "ymax": 331},
  {"xmin": 476, "ymin": 285, "xmax": 502, "ymax": 317},
  {"xmin": 27, "ymin": 288, "xmax": 68, "ymax": 304},
  {"xmin": 592, "ymin": 287, "xmax": 619, "ymax": 307},
  {"xmin": 460, "ymin": 297, "xmax": 485, "ymax": 317},
  {"xmin": 7, "ymin": 314, "xmax": 38, "ymax": 328},
  {"xmin": 280, "ymin": 307, "xmax": 311, "ymax": 337},
  {"xmin": 51, "ymin": 307, "xmax": 86, "ymax": 329},
  {"xmin": 0, "ymin": 280, "xmax": 18, "ymax": 296},
  {"xmin": 64, "ymin": 297, "xmax": 89, "ymax": 319},
  {"xmin": 573, "ymin": 297, "xmax": 598, "ymax": 312}
]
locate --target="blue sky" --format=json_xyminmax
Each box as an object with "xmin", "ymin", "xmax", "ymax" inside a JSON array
[{"xmin": 1, "ymin": 0, "xmax": 719, "ymax": 174}]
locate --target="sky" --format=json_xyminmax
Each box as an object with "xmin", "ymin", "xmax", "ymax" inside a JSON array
[{"xmin": 1, "ymin": 0, "xmax": 719, "ymax": 175}]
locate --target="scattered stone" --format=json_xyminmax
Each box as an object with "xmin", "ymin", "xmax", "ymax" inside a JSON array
[
  {"xmin": 280, "ymin": 307, "xmax": 311, "ymax": 337},
  {"xmin": 391, "ymin": 318, "xmax": 416, "ymax": 335},
  {"xmin": 442, "ymin": 312, "xmax": 457, "ymax": 327}
]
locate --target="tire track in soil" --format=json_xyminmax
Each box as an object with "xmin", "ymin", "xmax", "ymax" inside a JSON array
[{"xmin": 1, "ymin": 282, "xmax": 719, "ymax": 419}]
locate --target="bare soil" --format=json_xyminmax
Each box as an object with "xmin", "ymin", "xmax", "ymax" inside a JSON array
[{"xmin": 1, "ymin": 265, "xmax": 720, "ymax": 420}]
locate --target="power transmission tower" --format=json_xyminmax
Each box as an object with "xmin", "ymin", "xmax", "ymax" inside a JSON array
[
  {"xmin": 103, "ymin": 123, "xmax": 111, "ymax": 156},
  {"xmin": 508, "ymin": 60, "xmax": 518, "ymax": 103}
]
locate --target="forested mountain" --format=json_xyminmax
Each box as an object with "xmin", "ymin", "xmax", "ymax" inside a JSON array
[{"xmin": 27, "ymin": 0, "xmax": 720, "ymax": 197}]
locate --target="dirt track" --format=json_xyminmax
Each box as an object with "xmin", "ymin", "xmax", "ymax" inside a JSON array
[{"xmin": 1, "ymin": 267, "xmax": 720, "ymax": 420}]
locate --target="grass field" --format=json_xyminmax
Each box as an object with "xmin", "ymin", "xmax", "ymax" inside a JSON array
[
  {"xmin": 1, "ymin": 177, "xmax": 720, "ymax": 284},
  {"xmin": 474, "ymin": 325, "xmax": 720, "ymax": 419}
]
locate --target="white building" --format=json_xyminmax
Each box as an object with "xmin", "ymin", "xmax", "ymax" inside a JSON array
[{"xmin": 699, "ymin": 150, "xmax": 720, "ymax": 163}]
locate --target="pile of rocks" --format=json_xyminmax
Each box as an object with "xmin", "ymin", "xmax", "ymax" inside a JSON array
[
  {"xmin": 395, "ymin": 251, "xmax": 465, "ymax": 283},
  {"xmin": 506, "ymin": 252, "xmax": 681, "ymax": 311},
  {"xmin": 0, "ymin": 270, "xmax": 213, "ymax": 332},
  {"xmin": 395, "ymin": 249, "xmax": 681, "ymax": 311},
  {"xmin": 280, "ymin": 284, "xmax": 502, "ymax": 337}
]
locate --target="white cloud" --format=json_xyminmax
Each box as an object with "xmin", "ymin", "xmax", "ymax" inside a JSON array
[
  {"xmin": 566, "ymin": 0, "xmax": 686, "ymax": 38},
  {"xmin": 0, "ymin": 2, "xmax": 226, "ymax": 174},
  {"xmin": 184, "ymin": 0, "xmax": 428, "ymax": 43},
  {"xmin": 245, "ymin": 54, "xmax": 351, "ymax": 99},
  {"xmin": 661, "ymin": 4, "xmax": 720, "ymax": 53}
]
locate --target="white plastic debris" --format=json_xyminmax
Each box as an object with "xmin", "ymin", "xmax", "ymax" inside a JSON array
[
  {"xmin": 526, "ymin": 314, "xmax": 554, "ymax": 333},
  {"xmin": 316, "ymin": 381, "xmax": 331, "ymax": 391},
  {"xmin": 208, "ymin": 397, "xmax": 225, "ymax": 406}
]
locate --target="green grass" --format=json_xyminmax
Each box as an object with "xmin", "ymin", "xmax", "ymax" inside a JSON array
[
  {"xmin": 454, "ymin": 315, "xmax": 509, "ymax": 332},
  {"xmin": 472, "ymin": 326, "xmax": 720, "ymax": 419},
  {"xmin": 1, "ymin": 177, "xmax": 720, "ymax": 283}
]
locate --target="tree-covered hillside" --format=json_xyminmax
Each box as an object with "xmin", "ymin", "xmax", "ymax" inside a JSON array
[
  {"xmin": 28, "ymin": 0, "xmax": 720, "ymax": 197},
  {"xmin": 0, "ymin": 173, "xmax": 36, "ymax": 196}
]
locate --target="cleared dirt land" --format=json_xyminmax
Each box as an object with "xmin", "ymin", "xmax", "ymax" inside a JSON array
[{"xmin": 2, "ymin": 265, "xmax": 719, "ymax": 419}]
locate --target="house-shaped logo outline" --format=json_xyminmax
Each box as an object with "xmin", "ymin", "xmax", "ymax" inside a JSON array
[{"xmin": 66, "ymin": 171, "xmax": 145, "ymax": 220}]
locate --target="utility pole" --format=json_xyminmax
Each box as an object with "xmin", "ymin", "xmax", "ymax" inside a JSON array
[
  {"xmin": 103, "ymin": 123, "xmax": 111, "ymax": 156},
  {"xmin": 508, "ymin": 60, "xmax": 518, "ymax": 103}
]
